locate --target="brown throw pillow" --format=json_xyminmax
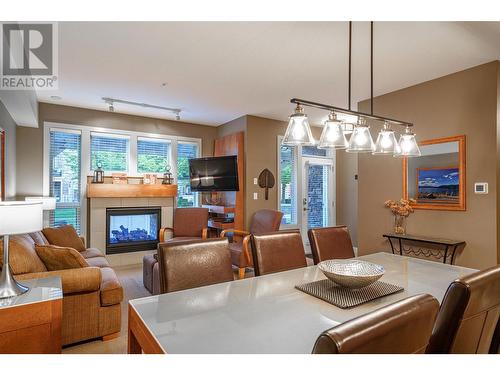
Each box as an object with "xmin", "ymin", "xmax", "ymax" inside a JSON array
[
  {"xmin": 35, "ymin": 244, "xmax": 89, "ymax": 271},
  {"xmin": 42, "ymin": 225, "xmax": 86, "ymax": 252}
]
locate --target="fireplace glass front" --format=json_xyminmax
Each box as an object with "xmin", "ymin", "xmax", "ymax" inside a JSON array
[{"xmin": 106, "ymin": 207, "xmax": 161, "ymax": 254}]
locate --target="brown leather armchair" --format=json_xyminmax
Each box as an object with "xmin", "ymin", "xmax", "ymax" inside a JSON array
[
  {"xmin": 157, "ymin": 238, "xmax": 234, "ymax": 293},
  {"xmin": 221, "ymin": 209, "xmax": 283, "ymax": 279},
  {"xmin": 308, "ymin": 226, "xmax": 355, "ymax": 265},
  {"xmin": 250, "ymin": 229, "xmax": 307, "ymax": 276},
  {"xmin": 312, "ymin": 294, "xmax": 440, "ymax": 354},
  {"xmin": 159, "ymin": 207, "xmax": 209, "ymax": 242},
  {"xmin": 426, "ymin": 265, "xmax": 500, "ymax": 354}
]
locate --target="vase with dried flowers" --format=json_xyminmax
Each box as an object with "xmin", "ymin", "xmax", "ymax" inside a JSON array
[{"xmin": 384, "ymin": 198, "xmax": 416, "ymax": 234}]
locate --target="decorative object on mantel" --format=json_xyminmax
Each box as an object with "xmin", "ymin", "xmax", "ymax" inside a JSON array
[
  {"xmin": 92, "ymin": 162, "xmax": 104, "ymax": 183},
  {"xmin": 143, "ymin": 173, "xmax": 157, "ymax": 185},
  {"xmin": 282, "ymin": 21, "xmax": 420, "ymax": 158},
  {"xmin": 384, "ymin": 198, "xmax": 415, "ymax": 234},
  {"xmin": 258, "ymin": 168, "xmax": 275, "ymax": 200},
  {"xmin": 112, "ymin": 172, "xmax": 128, "ymax": 184},
  {"xmin": 162, "ymin": 164, "xmax": 173, "ymax": 185}
]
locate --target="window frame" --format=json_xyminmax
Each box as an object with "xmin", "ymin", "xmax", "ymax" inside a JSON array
[{"xmin": 43, "ymin": 121, "xmax": 202, "ymax": 238}]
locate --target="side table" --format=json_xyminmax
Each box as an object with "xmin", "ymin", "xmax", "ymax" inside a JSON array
[{"xmin": 0, "ymin": 276, "xmax": 63, "ymax": 354}]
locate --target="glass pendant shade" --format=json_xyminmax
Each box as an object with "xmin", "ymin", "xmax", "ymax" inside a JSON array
[
  {"xmin": 346, "ymin": 119, "xmax": 375, "ymax": 153},
  {"xmin": 282, "ymin": 105, "xmax": 315, "ymax": 146},
  {"xmin": 318, "ymin": 113, "xmax": 348, "ymax": 149},
  {"xmin": 395, "ymin": 128, "xmax": 421, "ymax": 157},
  {"xmin": 373, "ymin": 122, "xmax": 400, "ymax": 155}
]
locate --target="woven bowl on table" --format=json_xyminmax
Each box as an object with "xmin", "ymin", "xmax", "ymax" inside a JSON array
[{"xmin": 317, "ymin": 259, "xmax": 385, "ymax": 289}]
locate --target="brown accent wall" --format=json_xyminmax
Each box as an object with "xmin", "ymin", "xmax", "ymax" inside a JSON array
[
  {"xmin": 357, "ymin": 62, "xmax": 498, "ymax": 269},
  {"xmin": 336, "ymin": 152, "xmax": 358, "ymax": 246},
  {"xmin": 497, "ymin": 61, "xmax": 500, "ymax": 264},
  {"xmin": 16, "ymin": 102, "xmax": 218, "ymax": 197}
]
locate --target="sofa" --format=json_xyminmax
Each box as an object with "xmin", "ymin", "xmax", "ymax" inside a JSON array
[{"xmin": 0, "ymin": 229, "xmax": 123, "ymax": 346}]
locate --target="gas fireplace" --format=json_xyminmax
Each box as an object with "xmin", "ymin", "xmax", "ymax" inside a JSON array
[{"xmin": 106, "ymin": 207, "xmax": 161, "ymax": 254}]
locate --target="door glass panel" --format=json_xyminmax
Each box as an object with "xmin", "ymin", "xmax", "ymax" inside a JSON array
[
  {"xmin": 307, "ymin": 164, "xmax": 330, "ymax": 229},
  {"xmin": 302, "ymin": 145, "xmax": 328, "ymax": 157}
]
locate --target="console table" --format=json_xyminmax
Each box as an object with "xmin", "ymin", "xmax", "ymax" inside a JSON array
[{"xmin": 382, "ymin": 233, "xmax": 466, "ymax": 265}]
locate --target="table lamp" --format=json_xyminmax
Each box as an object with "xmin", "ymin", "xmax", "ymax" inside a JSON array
[
  {"xmin": 25, "ymin": 196, "xmax": 56, "ymax": 228},
  {"xmin": 0, "ymin": 201, "xmax": 43, "ymax": 299}
]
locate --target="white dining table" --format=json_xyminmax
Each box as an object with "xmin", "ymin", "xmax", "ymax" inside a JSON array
[{"xmin": 127, "ymin": 252, "xmax": 477, "ymax": 354}]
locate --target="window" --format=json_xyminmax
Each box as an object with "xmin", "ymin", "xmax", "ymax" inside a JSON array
[
  {"xmin": 90, "ymin": 132, "xmax": 129, "ymax": 172},
  {"xmin": 137, "ymin": 137, "xmax": 171, "ymax": 173},
  {"xmin": 279, "ymin": 144, "xmax": 297, "ymax": 225},
  {"xmin": 302, "ymin": 145, "xmax": 328, "ymax": 157},
  {"xmin": 177, "ymin": 142, "xmax": 199, "ymax": 207},
  {"xmin": 49, "ymin": 130, "xmax": 82, "ymax": 233}
]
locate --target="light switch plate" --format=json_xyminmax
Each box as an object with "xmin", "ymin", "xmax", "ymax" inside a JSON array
[
  {"xmin": 474, "ymin": 182, "xmax": 488, "ymax": 194},
  {"xmin": 253, "ymin": 192, "xmax": 258, "ymax": 200},
  {"xmin": 253, "ymin": 178, "xmax": 258, "ymax": 185}
]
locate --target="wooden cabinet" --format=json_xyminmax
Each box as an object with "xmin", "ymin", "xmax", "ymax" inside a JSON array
[{"xmin": 0, "ymin": 277, "xmax": 62, "ymax": 354}]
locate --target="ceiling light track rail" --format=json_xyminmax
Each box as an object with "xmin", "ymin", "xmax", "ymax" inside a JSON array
[
  {"xmin": 102, "ymin": 97, "xmax": 181, "ymax": 120},
  {"xmin": 289, "ymin": 98, "xmax": 413, "ymax": 128}
]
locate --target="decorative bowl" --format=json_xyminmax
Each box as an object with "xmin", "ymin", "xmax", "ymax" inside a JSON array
[{"xmin": 317, "ymin": 259, "xmax": 385, "ymax": 289}]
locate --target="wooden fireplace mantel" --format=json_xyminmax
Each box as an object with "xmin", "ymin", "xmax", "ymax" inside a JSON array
[{"xmin": 87, "ymin": 183, "xmax": 177, "ymax": 198}]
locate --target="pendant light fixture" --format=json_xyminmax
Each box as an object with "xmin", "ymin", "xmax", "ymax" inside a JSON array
[
  {"xmin": 318, "ymin": 112, "xmax": 348, "ymax": 149},
  {"xmin": 373, "ymin": 121, "xmax": 401, "ymax": 155},
  {"xmin": 283, "ymin": 21, "xmax": 420, "ymax": 158},
  {"xmin": 346, "ymin": 118, "xmax": 375, "ymax": 153},
  {"xmin": 394, "ymin": 126, "xmax": 421, "ymax": 157},
  {"xmin": 282, "ymin": 103, "xmax": 315, "ymax": 145}
]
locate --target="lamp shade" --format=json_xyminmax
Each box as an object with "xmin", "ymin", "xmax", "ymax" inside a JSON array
[
  {"xmin": 0, "ymin": 201, "xmax": 43, "ymax": 235},
  {"xmin": 282, "ymin": 105, "xmax": 315, "ymax": 146},
  {"xmin": 395, "ymin": 128, "xmax": 421, "ymax": 157},
  {"xmin": 25, "ymin": 196, "xmax": 56, "ymax": 211},
  {"xmin": 346, "ymin": 119, "xmax": 375, "ymax": 153},
  {"xmin": 373, "ymin": 123, "xmax": 401, "ymax": 155},
  {"xmin": 318, "ymin": 113, "xmax": 349, "ymax": 149}
]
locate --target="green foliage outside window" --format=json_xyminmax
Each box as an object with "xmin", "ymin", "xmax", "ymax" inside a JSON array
[{"xmin": 91, "ymin": 151, "xmax": 127, "ymax": 171}]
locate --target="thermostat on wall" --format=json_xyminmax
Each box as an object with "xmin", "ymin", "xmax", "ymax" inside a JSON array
[{"xmin": 474, "ymin": 182, "xmax": 488, "ymax": 194}]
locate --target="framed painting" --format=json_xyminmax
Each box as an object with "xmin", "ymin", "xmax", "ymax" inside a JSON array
[
  {"xmin": 403, "ymin": 135, "xmax": 466, "ymax": 211},
  {"xmin": 415, "ymin": 167, "xmax": 459, "ymax": 204}
]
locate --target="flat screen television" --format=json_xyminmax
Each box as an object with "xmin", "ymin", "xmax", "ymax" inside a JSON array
[{"xmin": 189, "ymin": 156, "xmax": 239, "ymax": 192}]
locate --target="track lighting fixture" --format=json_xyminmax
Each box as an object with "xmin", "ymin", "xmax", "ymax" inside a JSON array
[{"xmin": 102, "ymin": 97, "xmax": 181, "ymax": 120}]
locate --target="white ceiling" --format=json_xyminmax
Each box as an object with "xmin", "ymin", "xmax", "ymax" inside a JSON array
[{"xmin": 37, "ymin": 21, "xmax": 500, "ymax": 127}]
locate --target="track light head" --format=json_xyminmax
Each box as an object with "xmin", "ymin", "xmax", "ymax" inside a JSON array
[
  {"xmin": 109, "ymin": 104, "xmax": 114, "ymax": 112},
  {"xmin": 175, "ymin": 111, "xmax": 181, "ymax": 121}
]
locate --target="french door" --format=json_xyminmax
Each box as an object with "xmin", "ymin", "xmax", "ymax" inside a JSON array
[{"xmin": 300, "ymin": 157, "xmax": 335, "ymax": 248}]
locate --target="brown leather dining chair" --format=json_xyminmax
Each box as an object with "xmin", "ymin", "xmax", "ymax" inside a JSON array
[
  {"xmin": 426, "ymin": 265, "xmax": 500, "ymax": 354},
  {"xmin": 159, "ymin": 207, "xmax": 209, "ymax": 242},
  {"xmin": 250, "ymin": 229, "xmax": 307, "ymax": 276},
  {"xmin": 308, "ymin": 225, "xmax": 355, "ymax": 265},
  {"xmin": 157, "ymin": 238, "xmax": 234, "ymax": 294},
  {"xmin": 221, "ymin": 209, "xmax": 283, "ymax": 279},
  {"xmin": 312, "ymin": 294, "xmax": 440, "ymax": 354}
]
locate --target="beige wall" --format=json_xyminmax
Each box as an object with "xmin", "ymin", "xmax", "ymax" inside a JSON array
[
  {"xmin": 336, "ymin": 152, "xmax": 358, "ymax": 246},
  {"xmin": 497, "ymin": 62, "xmax": 500, "ymax": 264},
  {"xmin": 16, "ymin": 102, "xmax": 218, "ymax": 197},
  {"xmin": 244, "ymin": 115, "xmax": 324, "ymax": 228},
  {"xmin": 0, "ymin": 100, "xmax": 17, "ymax": 198},
  {"xmin": 357, "ymin": 61, "xmax": 499, "ymax": 269}
]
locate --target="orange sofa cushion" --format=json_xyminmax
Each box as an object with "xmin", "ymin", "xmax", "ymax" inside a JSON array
[
  {"xmin": 35, "ymin": 244, "xmax": 89, "ymax": 271},
  {"xmin": 42, "ymin": 225, "xmax": 86, "ymax": 252},
  {"xmin": 0, "ymin": 234, "xmax": 48, "ymax": 274}
]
